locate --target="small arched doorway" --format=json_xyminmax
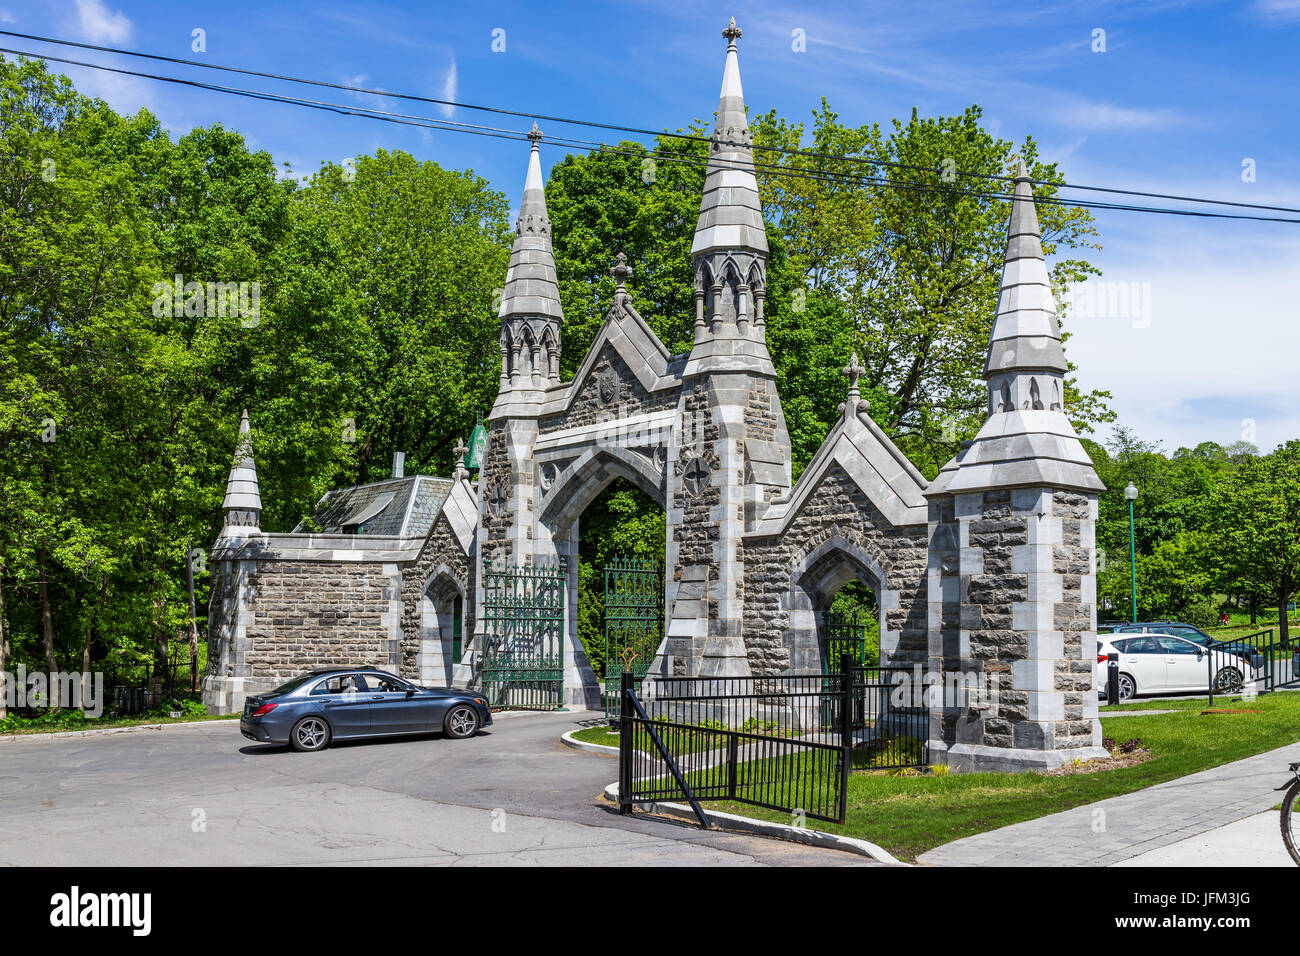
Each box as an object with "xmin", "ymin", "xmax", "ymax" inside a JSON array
[{"xmin": 420, "ymin": 570, "xmax": 466, "ymax": 687}]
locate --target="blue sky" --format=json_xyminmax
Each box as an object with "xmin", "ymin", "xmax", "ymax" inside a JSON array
[{"xmin": 6, "ymin": 0, "xmax": 1300, "ymax": 454}]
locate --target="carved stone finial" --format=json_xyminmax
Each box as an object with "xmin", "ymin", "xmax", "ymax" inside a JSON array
[
  {"xmin": 453, "ymin": 437, "xmax": 469, "ymax": 481},
  {"xmin": 527, "ymin": 122, "xmax": 543, "ymax": 144},
  {"xmin": 722, "ymin": 16, "xmax": 742, "ymax": 43},
  {"xmin": 842, "ymin": 352, "xmax": 868, "ymax": 417},
  {"xmin": 610, "ymin": 252, "xmax": 633, "ymax": 294}
]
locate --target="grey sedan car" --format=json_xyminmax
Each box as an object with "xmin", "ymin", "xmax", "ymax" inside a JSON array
[{"xmin": 240, "ymin": 668, "xmax": 493, "ymax": 752}]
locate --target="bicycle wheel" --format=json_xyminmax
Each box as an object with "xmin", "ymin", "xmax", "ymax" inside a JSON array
[{"xmin": 1282, "ymin": 780, "xmax": 1300, "ymax": 866}]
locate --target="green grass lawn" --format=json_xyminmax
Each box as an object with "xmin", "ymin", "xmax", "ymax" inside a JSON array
[
  {"xmin": 571, "ymin": 725, "xmax": 621, "ymax": 748},
  {"xmin": 695, "ymin": 690, "xmax": 1300, "ymax": 862}
]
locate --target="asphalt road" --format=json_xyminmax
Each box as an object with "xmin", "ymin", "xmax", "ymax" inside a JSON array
[{"xmin": 0, "ymin": 711, "xmax": 866, "ymax": 867}]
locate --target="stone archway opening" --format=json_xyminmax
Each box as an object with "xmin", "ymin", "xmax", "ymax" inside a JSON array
[
  {"xmin": 786, "ymin": 538, "xmax": 887, "ymax": 675},
  {"xmin": 419, "ymin": 572, "xmax": 466, "ymax": 687},
  {"xmin": 575, "ymin": 476, "xmax": 667, "ymax": 685}
]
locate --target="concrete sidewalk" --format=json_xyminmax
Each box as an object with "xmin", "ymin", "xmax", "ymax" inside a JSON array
[{"xmin": 917, "ymin": 739, "xmax": 1300, "ymax": 866}]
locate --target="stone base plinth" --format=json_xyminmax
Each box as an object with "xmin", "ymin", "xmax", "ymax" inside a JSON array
[{"xmin": 942, "ymin": 742, "xmax": 1111, "ymax": 774}]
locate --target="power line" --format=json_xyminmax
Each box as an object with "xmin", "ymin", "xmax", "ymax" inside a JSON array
[
  {"xmin": 7, "ymin": 28, "xmax": 1299, "ymax": 217},
  {"xmin": 5, "ymin": 41, "xmax": 1300, "ymax": 224}
]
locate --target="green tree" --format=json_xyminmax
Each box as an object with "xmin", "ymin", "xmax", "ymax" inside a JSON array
[{"xmin": 1206, "ymin": 441, "xmax": 1300, "ymax": 645}]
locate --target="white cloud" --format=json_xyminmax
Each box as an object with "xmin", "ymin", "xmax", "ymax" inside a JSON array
[
  {"xmin": 0, "ymin": 11, "xmax": 16, "ymax": 24},
  {"xmin": 1253, "ymin": 0, "xmax": 1300, "ymax": 22},
  {"xmin": 1064, "ymin": 226, "xmax": 1300, "ymax": 452},
  {"xmin": 73, "ymin": 0, "xmax": 132, "ymax": 44},
  {"xmin": 1060, "ymin": 98, "xmax": 1185, "ymax": 132},
  {"xmin": 439, "ymin": 59, "xmax": 457, "ymax": 118}
]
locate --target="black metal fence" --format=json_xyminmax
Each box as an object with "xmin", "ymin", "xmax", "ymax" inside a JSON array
[
  {"xmin": 617, "ymin": 656, "xmax": 930, "ymax": 826},
  {"xmin": 102, "ymin": 641, "xmax": 205, "ymax": 715},
  {"xmin": 1206, "ymin": 628, "xmax": 1299, "ymax": 704}
]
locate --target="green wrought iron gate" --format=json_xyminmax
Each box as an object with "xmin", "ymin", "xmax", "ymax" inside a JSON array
[
  {"xmin": 821, "ymin": 609, "xmax": 870, "ymax": 673},
  {"xmin": 603, "ymin": 556, "xmax": 664, "ymax": 720},
  {"xmin": 481, "ymin": 560, "xmax": 566, "ymax": 710}
]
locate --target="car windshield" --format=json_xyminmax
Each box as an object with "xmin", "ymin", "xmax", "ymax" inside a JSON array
[{"xmin": 268, "ymin": 674, "xmax": 316, "ymax": 696}]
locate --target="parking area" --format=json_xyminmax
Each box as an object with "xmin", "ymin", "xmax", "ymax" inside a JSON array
[{"xmin": 0, "ymin": 711, "xmax": 866, "ymax": 867}]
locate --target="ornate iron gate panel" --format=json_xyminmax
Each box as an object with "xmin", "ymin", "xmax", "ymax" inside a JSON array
[
  {"xmin": 481, "ymin": 560, "xmax": 566, "ymax": 710},
  {"xmin": 821, "ymin": 609, "xmax": 869, "ymax": 673},
  {"xmin": 603, "ymin": 556, "xmax": 664, "ymax": 720}
]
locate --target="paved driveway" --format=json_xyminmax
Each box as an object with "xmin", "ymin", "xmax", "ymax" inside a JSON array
[{"xmin": 0, "ymin": 711, "xmax": 864, "ymax": 867}]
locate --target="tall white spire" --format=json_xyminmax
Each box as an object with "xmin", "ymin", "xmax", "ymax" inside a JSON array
[
  {"xmin": 691, "ymin": 17, "xmax": 767, "ymax": 260},
  {"xmin": 984, "ymin": 160, "xmax": 1067, "ymax": 390},
  {"xmin": 926, "ymin": 161, "xmax": 1103, "ymax": 495},
  {"xmin": 497, "ymin": 123, "xmax": 564, "ymax": 389}
]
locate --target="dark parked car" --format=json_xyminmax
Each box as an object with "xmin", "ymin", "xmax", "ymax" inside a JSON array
[
  {"xmin": 240, "ymin": 668, "xmax": 492, "ymax": 752},
  {"xmin": 1110, "ymin": 621, "xmax": 1266, "ymax": 670}
]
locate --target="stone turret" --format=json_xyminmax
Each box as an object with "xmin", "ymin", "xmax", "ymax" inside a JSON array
[
  {"xmin": 661, "ymin": 18, "xmax": 791, "ymax": 682},
  {"xmin": 924, "ymin": 162, "xmax": 1107, "ymax": 772},
  {"xmin": 222, "ymin": 408, "xmax": 262, "ymax": 535},
  {"xmin": 688, "ymin": 16, "xmax": 770, "ymax": 358},
  {"xmin": 497, "ymin": 123, "xmax": 564, "ymax": 392}
]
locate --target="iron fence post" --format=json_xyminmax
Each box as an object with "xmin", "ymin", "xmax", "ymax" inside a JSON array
[
  {"xmin": 838, "ymin": 651, "xmax": 853, "ymax": 823},
  {"xmin": 1207, "ymin": 644, "xmax": 1215, "ymax": 707},
  {"xmin": 619, "ymin": 669, "xmax": 633, "ymax": 815},
  {"xmin": 727, "ymin": 735, "xmax": 738, "ymax": 799}
]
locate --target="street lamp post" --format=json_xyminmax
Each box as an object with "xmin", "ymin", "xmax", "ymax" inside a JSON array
[{"xmin": 1125, "ymin": 482, "xmax": 1139, "ymax": 623}]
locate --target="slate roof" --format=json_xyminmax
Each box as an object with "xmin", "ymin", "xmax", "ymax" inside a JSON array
[{"xmin": 297, "ymin": 475, "xmax": 454, "ymax": 537}]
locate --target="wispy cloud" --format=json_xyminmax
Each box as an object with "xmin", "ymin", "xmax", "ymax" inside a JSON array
[
  {"xmin": 1252, "ymin": 0, "xmax": 1300, "ymax": 22},
  {"xmin": 440, "ymin": 58, "xmax": 458, "ymax": 118},
  {"xmin": 72, "ymin": 0, "xmax": 132, "ymax": 44},
  {"xmin": 1061, "ymin": 98, "xmax": 1186, "ymax": 131}
]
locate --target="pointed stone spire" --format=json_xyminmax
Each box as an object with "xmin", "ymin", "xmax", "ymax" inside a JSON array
[
  {"xmin": 692, "ymin": 18, "xmax": 767, "ymax": 261},
  {"xmin": 498, "ymin": 123, "xmax": 563, "ymax": 390},
  {"xmin": 222, "ymin": 408, "xmax": 262, "ymax": 533},
  {"xmin": 984, "ymin": 160, "xmax": 1067, "ymax": 387},
  {"xmin": 925, "ymin": 161, "xmax": 1103, "ymax": 496}
]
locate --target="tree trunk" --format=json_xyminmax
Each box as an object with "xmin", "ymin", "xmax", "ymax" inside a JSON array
[
  {"xmin": 186, "ymin": 547, "xmax": 200, "ymax": 694},
  {"xmin": 1279, "ymin": 591, "xmax": 1291, "ymax": 649},
  {"xmin": 0, "ymin": 573, "xmax": 8, "ymax": 721},
  {"xmin": 151, "ymin": 595, "xmax": 168, "ymax": 704},
  {"xmin": 1249, "ymin": 595, "xmax": 1257, "ymax": 626},
  {"xmin": 37, "ymin": 551, "xmax": 57, "ymax": 675}
]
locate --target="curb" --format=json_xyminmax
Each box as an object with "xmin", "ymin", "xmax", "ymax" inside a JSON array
[
  {"xmin": 560, "ymin": 729, "xmax": 619, "ymax": 755},
  {"xmin": 601, "ymin": 782, "xmax": 905, "ymax": 865},
  {"xmin": 0, "ymin": 718, "xmax": 238, "ymax": 742}
]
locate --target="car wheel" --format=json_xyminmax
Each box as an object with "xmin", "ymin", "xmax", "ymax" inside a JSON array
[
  {"xmin": 443, "ymin": 705, "xmax": 480, "ymax": 739},
  {"xmin": 290, "ymin": 716, "xmax": 331, "ymax": 752},
  {"xmin": 1214, "ymin": 666, "xmax": 1243, "ymax": 694},
  {"xmin": 1117, "ymin": 673, "xmax": 1136, "ymax": 702}
]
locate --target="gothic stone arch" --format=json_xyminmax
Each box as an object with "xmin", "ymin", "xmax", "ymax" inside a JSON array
[{"xmin": 742, "ymin": 463, "xmax": 930, "ymax": 677}]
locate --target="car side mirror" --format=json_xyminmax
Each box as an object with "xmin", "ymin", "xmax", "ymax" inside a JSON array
[{"xmin": 406, "ymin": 688, "xmax": 416, "ymax": 697}]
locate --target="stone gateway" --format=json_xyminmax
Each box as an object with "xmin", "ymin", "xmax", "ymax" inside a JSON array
[{"xmin": 203, "ymin": 21, "xmax": 1108, "ymax": 772}]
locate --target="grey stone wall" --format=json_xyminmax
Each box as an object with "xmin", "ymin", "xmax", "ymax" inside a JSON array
[
  {"xmin": 236, "ymin": 560, "xmax": 398, "ymax": 681},
  {"xmin": 539, "ymin": 345, "xmax": 676, "ymax": 433},
  {"xmin": 743, "ymin": 464, "xmax": 929, "ymax": 676},
  {"xmin": 478, "ymin": 424, "xmax": 515, "ymax": 564}
]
